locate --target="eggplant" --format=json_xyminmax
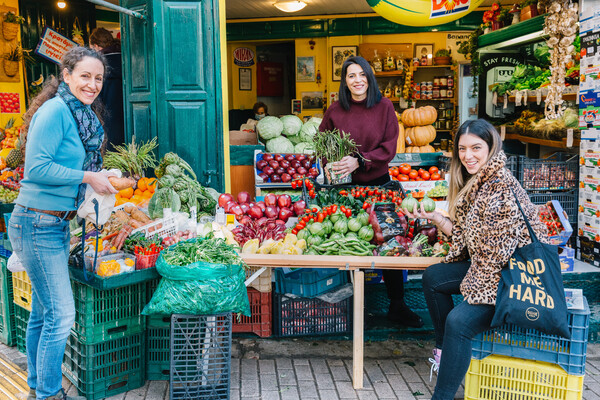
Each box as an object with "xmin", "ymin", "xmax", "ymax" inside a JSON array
[{"xmin": 416, "ymin": 222, "xmax": 438, "ymax": 245}]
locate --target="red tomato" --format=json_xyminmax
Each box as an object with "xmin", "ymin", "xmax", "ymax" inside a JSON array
[
  {"xmin": 418, "ymin": 168, "xmax": 426, "ymax": 177},
  {"xmin": 421, "ymin": 171, "xmax": 431, "ymax": 180},
  {"xmin": 399, "ymin": 174, "xmax": 409, "ymax": 181},
  {"xmin": 429, "ymin": 166, "xmax": 439, "ymax": 175},
  {"xmin": 399, "ymin": 163, "xmax": 411, "ymax": 175},
  {"xmin": 431, "ymin": 172, "xmax": 441, "ymax": 181},
  {"xmin": 408, "ymin": 170, "xmax": 419, "ymax": 180}
]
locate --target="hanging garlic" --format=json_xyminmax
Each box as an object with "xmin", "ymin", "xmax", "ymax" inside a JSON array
[{"xmin": 543, "ymin": 0, "xmax": 578, "ymax": 120}]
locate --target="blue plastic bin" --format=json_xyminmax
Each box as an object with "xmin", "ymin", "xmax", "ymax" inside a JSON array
[
  {"xmin": 274, "ymin": 268, "xmax": 348, "ymax": 298},
  {"xmin": 471, "ymin": 296, "xmax": 590, "ymax": 375}
]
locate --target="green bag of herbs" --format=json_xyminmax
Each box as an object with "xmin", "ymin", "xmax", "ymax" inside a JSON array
[{"xmin": 142, "ymin": 237, "xmax": 250, "ymax": 316}]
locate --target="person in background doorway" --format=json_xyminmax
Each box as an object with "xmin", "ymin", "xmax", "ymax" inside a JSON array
[
  {"xmin": 253, "ymin": 102, "xmax": 269, "ymax": 121},
  {"xmin": 406, "ymin": 119, "xmax": 549, "ymax": 399},
  {"xmin": 89, "ymin": 27, "xmax": 124, "ymax": 151},
  {"xmin": 319, "ymin": 56, "xmax": 423, "ymax": 328},
  {"xmin": 9, "ymin": 47, "xmax": 117, "ymax": 400}
]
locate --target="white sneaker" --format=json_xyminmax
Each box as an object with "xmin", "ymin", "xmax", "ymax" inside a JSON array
[{"xmin": 429, "ymin": 348, "xmax": 442, "ymax": 382}]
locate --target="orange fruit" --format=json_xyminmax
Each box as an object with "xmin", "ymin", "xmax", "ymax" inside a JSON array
[
  {"xmin": 137, "ymin": 177, "xmax": 147, "ymax": 191},
  {"xmin": 119, "ymin": 187, "xmax": 134, "ymax": 199},
  {"xmin": 130, "ymin": 195, "xmax": 143, "ymax": 205},
  {"xmin": 146, "ymin": 178, "xmax": 157, "ymax": 193},
  {"xmin": 134, "ymin": 188, "xmax": 144, "ymax": 197},
  {"xmin": 142, "ymin": 190, "xmax": 153, "ymax": 199},
  {"xmin": 115, "ymin": 197, "xmax": 127, "ymax": 206}
]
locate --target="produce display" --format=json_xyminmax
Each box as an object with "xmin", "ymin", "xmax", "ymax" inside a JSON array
[
  {"xmin": 389, "ymin": 164, "xmax": 441, "ymax": 181},
  {"xmin": 400, "ymin": 106, "xmax": 437, "ymax": 153},
  {"xmin": 218, "ymin": 191, "xmax": 307, "ymax": 224},
  {"xmin": 96, "ymin": 256, "xmax": 135, "ymax": 277},
  {"xmin": 255, "ymin": 153, "xmax": 320, "ymax": 184},
  {"xmin": 160, "ymin": 236, "xmax": 243, "ymax": 266},
  {"xmin": 313, "ymin": 128, "xmax": 363, "ymax": 185},
  {"xmin": 539, "ymin": 203, "xmax": 566, "ymax": 237},
  {"xmin": 257, "ymin": 115, "xmax": 320, "ymax": 154}
]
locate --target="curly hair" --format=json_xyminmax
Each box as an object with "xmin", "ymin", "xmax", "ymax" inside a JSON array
[
  {"xmin": 21, "ymin": 47, "xmax": 107, "ymax": 157},
  {"xmin": 89, "ymin": 27, "xmax": 116, "ymax": 49}
]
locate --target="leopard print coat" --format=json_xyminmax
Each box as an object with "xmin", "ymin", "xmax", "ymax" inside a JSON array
[{"xmin": 443, "ymin": 151, "xmax": 550, "ymax": 305}]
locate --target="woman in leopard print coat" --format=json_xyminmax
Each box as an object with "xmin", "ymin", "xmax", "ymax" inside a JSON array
[{"xmin": 406, "ymin": 119, "xmax": 549, "ymax": 400}]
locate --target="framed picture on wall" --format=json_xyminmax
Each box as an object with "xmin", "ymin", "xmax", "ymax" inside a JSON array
[
  {"xmin": 414, "ymin": 43, "xmax": 434, "ymax": 65},
  {"xmin": 296, "ymin": 56, "xmax": 315, "ymax": 82},
  {"xmin": 301, "ymin": 91, "xmax": 323, "ymax": 110},
  {"xmin": 332, "ymin": 46, "xmax": 357, "ymax": 81},
  {"xmin": 239, "ymin": 68, "xmax": 252, "ymax": 91}
]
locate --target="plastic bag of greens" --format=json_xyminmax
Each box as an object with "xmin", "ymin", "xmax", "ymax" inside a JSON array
[{"xmin": 142, "ymin": 238, "xmax": 250, "ymax": 316}]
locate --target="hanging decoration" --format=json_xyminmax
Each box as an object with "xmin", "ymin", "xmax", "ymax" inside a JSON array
[
  {"xmin": 367, "ymin": 0, "xmax": 485, "ymax": 27},
  {"xmin": 71, "ymin": 18, "xmax": 85, "ymax": 46},
  {"xmin": 543, "ymin": 0, "xmax": 578, "ymax": 120}
]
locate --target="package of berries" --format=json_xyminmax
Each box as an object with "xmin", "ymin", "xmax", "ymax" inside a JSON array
[{"xmin": 538, "ymin": 200, "xmax": 572, "ymax": 245}]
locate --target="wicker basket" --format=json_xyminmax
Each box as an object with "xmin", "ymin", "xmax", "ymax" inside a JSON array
[
  {"xmin": 2, "ymin": 22, "xmax": 19, "ymax": 41},
  {"xmin": 3, "ymin": 60, "xmax": 18, "ymax": 77}
]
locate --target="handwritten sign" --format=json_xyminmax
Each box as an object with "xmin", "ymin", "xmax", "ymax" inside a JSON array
[{"xmin": 34, "ymin": 27, "xmax": 78, "ymax": 65}]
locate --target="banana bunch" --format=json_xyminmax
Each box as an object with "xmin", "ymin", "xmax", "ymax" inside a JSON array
[{"xmin": 403, "ymin": 66, "xmax": 413, "ymax": 100}]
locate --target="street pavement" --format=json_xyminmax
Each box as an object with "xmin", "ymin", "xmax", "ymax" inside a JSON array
[{"xmin": 2, "ymin": 338, "xmax": 600, "ymax": 400}]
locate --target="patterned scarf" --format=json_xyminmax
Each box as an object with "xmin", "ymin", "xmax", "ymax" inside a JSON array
[{"xmin": 56, "ymin": 81, "xmax": 104, "ymax": 208}]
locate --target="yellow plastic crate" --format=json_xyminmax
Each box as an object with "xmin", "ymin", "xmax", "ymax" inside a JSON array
[
  {"xmin": 12, "ymin": 271, "xmax": 31, "ymax": 312},
  {"xmin": 245, "ymin": 265, "xmax": 272, "ymax": 292},
  {"xmin": 465, "ymin": 355, "xmax": 584, "ymax": 400}
]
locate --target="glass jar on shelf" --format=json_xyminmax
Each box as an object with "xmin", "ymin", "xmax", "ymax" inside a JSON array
[{"xmin": 373, "ymin": 49, "xmax": 383, "ymax": 73}]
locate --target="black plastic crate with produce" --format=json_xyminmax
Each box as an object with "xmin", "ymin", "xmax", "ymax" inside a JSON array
[
  {"xmin": 518, "ymin": 152, "xmax": 578, "ymax": 191},
  {"xmin": 438, "ymin": 154, "xmax": 518, "ymax": 177},
  {"xmin": 170, "ymin": 313, "xmax": 232, "ymax": 400},
  {"xmin": 273, "ymin": 291, "xmax": 352, "ymax": 337}
]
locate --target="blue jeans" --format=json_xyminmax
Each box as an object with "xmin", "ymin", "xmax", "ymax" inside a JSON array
[
  {"xmin": 422, "ymin": 262, "xmax": 495, "ymax": 400},
  {"xmin": 8, "ymin": 205, "xmax": 73, "ymax": 399}
]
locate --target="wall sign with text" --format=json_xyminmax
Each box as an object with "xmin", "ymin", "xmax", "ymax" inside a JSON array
[{"xmin": 34, "ymin": 27, "xmax": 78, "ymax": 65}]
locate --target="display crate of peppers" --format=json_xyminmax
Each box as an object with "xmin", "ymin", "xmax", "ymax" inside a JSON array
[{"xmin": 123, "ymin": 232, "xmax": 164, "ymax": 270}]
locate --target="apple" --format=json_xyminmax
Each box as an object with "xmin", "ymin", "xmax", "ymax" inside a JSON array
[
  {"xmin": 275, "ymin": 167, "xmax": 285, "ymax": 176},
  {"xmin": 290, "ymin": 159, "xmax": 301, "ymax": 169},
  {"xmin": 293, "ymin": 200, "xmax": 306, "ymax": 216},
  {"xmin": 285, "ymin": 154, "xmax": 295, "ymax": 162},
  {"xmin": 255, "ymin": 201, "xmax": 266, "ymax": 212},
  {"xmin": 308, "ymin": 167, "xmax": 320, "ymax": 177},
  {"xmin": 296, "ymin": 154, "xmax": 306, "ymax": 161},
  {"xmin": 239, "ymin": 203, "xmax": 250, "ymax": 214},
  {"xmin": 271, "ymin": 174, "xmax": 281, "ymax": 182},
  {"xmin": 230, "ymin": 204, "xmax": 243, "ymax": 216},
  {"xmin": 264, "ymin": 193, "xmax": 278, "ymax": 206},
  {"xmin": 278, "ymin": 207, "xmax": 293, "ymax": 222},
  {"xmin": 262, "ymin": 166, "xmax": 274, "ymax": 176},
  {"xmin": 280, "ymin": 159, "xmax": 290, "ymax": 169},
  {"xmin": 281, "ymin": 173, "xmax": 292, "ymax": 183},
  {"xmin": 248, "ymin": 205, "xmax": 263, "ymax": 219},
  {"xmin": 264, "ymin": 206, "xmax": 279, "ymax": 219},
  {"xmin": 218, "ymin": 193, "xmax": 234, "ymax": 208},
  {"xmin": 262, "ymin": 153, "xmax": 274, "ymax": 162},
  {"xmin": 277, "ymin": 194, "xmax": 292, "ymax": 208},
  {"xmin": 297, "ymin": 166, "xmax": 307, "ymax": 175},
  {"xmin": 224, "ymin": 201, "xmax": 237, "ymax": 213},
  {"xmin": 256, "ymin": 159, "xmax": 268, "ymax": 170},
  {"xmin": 301, "ymin": 159, "xmax": 312, "ymax": 169},
  {"xmin": 237, "ymin": 215, "xmax": 252, "ymax": 225},
  {"xmin": 292, "ymin": 173, "xmax": 303, "ymax": 180},
  {"xmin": 269, "ymin": 160, "xmax": 279, "ymax": 169},
  {"xmin": 258, "ymin": 172, "xmax": 269, "ymax": 181},
  {"xmin": 237, "ymin": 191, "xmax": 251, "ymax": 204},
  {"xmin": 274, "ymin": 154, "xmax": 285, "ymax": 162},
  {"xmin": 287, "ymin": 167, "xmax": 296, "ymax": 176}
]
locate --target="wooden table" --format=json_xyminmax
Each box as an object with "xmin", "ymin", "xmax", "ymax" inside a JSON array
[{"xmin": 240, "ymin": 254, "xmax": 440, "ymax": 389}]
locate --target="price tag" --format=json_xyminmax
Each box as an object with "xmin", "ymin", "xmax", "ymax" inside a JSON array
[
  {"xmin": 537, "ymin": 90, "xmax": 542, "ymax": 105},
  {"xmin": 515, "ymin": 91, "xmax": 522, "ymax": 106},
  {"xmin": 523, "ymin": 90, "xmax": 528, "ymax": 105},
  {"xmin": 567, "ymin": 129, "xmax": 574, "ymax": 148},
  {"xmin": 501, "ymin": 125, "xmax": 506, "ymax": 141},
  {"xmin": 504, "ymin": 94, "xmax": 508, "ymax": 109},
  {"xmin": 492, "ymin": 91, "xmax": 498, "ymax": 106}
]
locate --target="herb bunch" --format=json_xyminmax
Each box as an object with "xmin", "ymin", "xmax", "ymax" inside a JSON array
[
  {"xmin": 103, "ymin": 137, "xmax": 158, "ymax": 180},
  {"xmin": 312, "ymin": 128, "xmax": 365, "ymax": 163}
]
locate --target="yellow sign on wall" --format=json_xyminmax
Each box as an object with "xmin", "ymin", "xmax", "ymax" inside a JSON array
[{"xmin": 367, "ymin": 0, "xmax": 485, "ymax": 27}]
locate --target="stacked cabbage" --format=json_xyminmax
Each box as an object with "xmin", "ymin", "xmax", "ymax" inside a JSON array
[{"xmin": 256, "ymin": 115, "xmax": 322, "ymax": 154}]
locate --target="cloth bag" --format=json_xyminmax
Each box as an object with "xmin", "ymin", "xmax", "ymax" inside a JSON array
[
  {"xmin": 491, "ymin": 188, "xmax": 570, "ymax": 338},
  {"xmin": 77, "ymin": 168, "xmax": 122, "ymax": 225}
]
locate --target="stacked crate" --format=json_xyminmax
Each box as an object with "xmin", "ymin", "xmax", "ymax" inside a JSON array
[
  {"xmin": 466, "ymin": 297, "xmax": 590, "ymax": 399},
  {"xmin": 233, "ymin": 266, "xmax": 273, "ymax": 337},
  {"xmin": 578, "ymin": 130, "xmax": 600, "ymax": 265},
  {"xmin": 272, "ymin": 268, "xmax": 352, "ymax": 337},
  {"xmin": 12, "ymin": 271, "xmax": 31, "ymax": 354},
  {"xmin": 0, "ymin": 256, "xmax": 15, "ymax": 346},
  {"xmin": 146, "ymin": 278, "xmax": 170, "ymax": 381}
]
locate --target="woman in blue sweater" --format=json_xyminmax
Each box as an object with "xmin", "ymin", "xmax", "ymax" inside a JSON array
[{"xmin": 8, "ymin": 47, "xmax": 117, "ymax": 400}]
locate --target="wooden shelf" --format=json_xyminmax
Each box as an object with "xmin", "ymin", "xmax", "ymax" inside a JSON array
[
  {"xmin": 374, "ymin": 71, "xmax": 405, "ymax": 77},
  {"xmin": 498, "ymin": 91, "xmax": 578, "ymax": 103},
  {"xmin": 504, "ymin": 133, "xmax": 579, "ymax": 148},
  {"xmin": 415, "ymin": 64, "xmax": 453, "ymax": 69}
]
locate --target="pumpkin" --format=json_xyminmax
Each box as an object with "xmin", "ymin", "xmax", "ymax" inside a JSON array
[
  {"xmin": 405, "ymin": 144, "xmax": 436, "ymax": 153},
  {"xmin": 400, "ymin": 106, "xmax": 438, "ymax": 127},
  {"xmin": 396, "ymin": 123, "xmax": 405, "ymax": 153},
  {"xmin": 405, "ymin": 125, "xmax": 436, "ymax": 146}
]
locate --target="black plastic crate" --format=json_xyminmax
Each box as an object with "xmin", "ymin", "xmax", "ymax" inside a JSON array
[
  {"xmin": 438, "ymin": 154, "xmax": 518, "ymax": 177},
  {"xmin": 527, "ymin": 189, "xmax": 578, "ymax": 227},
  {"xmin": 273, "ymin": 292, "xmax": 352, "ymax": 337},
  {"xmin": 170, "ymin": 313, "xmax": 232, "ymax": 400},
  {"xmin": 518, "ymin": 152, "xmax": 578, "ymax": 191}
]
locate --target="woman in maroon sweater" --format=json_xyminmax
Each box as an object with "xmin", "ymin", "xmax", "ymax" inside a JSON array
[{"xmin": 319, "ymin": 56, "xmax": 423, "ymax": 328}]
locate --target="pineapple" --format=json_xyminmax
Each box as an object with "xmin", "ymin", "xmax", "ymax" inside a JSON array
[
  {"xmin": 0, "ymin": 118, "xmax": 15, "ymax": 143},
  {"xmin": 72, "ymin": 25, "xmax": 84, "ymax": 47},
  {"xmin": 6, "ymin": 140, "xmax": 22, "ymax": 169}
]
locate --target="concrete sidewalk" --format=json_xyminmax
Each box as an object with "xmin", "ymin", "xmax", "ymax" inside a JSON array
[{"xmin": 3, "ymin": 338, "xmax": 600, "ymax": 400}]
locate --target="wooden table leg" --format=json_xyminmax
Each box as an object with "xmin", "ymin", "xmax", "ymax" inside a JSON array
[{"xmin": 353, "ymin": 269, "xmax": 364, "ymax": 389}]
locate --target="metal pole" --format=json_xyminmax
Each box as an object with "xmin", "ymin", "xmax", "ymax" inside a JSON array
[{"xmin": 83, "ymin": 0, "xmax": 147, "ymax": 21}]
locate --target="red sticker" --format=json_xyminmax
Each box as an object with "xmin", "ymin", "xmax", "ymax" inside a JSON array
[{"xmin": 0, "ymin": 93, "xmax": 20, "ymax": 114}]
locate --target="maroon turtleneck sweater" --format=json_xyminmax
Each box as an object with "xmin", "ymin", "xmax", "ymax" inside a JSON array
[{"xmin": 319, "ymin": 97, "xmax": 398, "ymax": 184}]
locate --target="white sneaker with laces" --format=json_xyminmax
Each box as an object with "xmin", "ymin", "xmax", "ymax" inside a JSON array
[{"xmin": 429, "ymin": 348, "xmax": 442, "ymax": 382}]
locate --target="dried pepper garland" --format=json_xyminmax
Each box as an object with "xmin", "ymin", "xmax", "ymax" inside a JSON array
[{"xmin": 543, "ymin": 0, "xmax": 578, "ymax": 120}]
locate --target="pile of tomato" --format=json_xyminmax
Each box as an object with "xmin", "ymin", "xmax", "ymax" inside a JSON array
[{"xmin": 389, "ymin": 164, "xmax": 442, "ymax": 181}]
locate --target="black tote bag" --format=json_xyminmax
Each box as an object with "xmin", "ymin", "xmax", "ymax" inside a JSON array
[{"xmin": 490, "ymin": 188, "xmax": 570, "ymax": 339}]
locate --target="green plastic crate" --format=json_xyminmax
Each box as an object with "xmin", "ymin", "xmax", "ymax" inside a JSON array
[
  {"xmin": 69, "ymin": 265, "xmax": 159, "ymax": 290},
  {"xmin": 62, "ymin": 332, "xmax": 146, "ymax": 400},
  {"xmin": 70, "ymin": 280, "xmax": 147, "ymax": 345},
  {"xmin": 0, "ymin": 257, "xmax": 15, "ymax": 346},
  {"xmin": 14, "ymin": 304, "xmax": 29, "ymax": 354},
  {"xmin": 147, "ymin": 315, "xmax": 170, "ymax": 381}
]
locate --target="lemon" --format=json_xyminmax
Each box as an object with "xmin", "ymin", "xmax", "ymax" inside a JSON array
[{"xmin": 242, "ymin": 238, "xmax": 260, "ymax": 254}]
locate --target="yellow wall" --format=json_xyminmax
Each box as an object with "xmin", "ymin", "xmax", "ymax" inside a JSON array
[
  {"xmin": 0, "ymin": 0, "xmax": 26, "ymax": 129},
  {"xmin": 227, "ymin": 31, "xmax": 453, "ymax": 120},
  {"xmin": 219, "ymin": 0, "xmax": 231, "ymax": 192}
]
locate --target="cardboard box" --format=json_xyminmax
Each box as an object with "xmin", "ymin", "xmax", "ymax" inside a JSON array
[
  {"xmin": 538, "ymin": 200, "xmax": 573, "ymax": 246},
  {"xmin": 229, "ymin": 130, "xmax": 258, "ymax": 145},
  {"xmin": 559, "ymin": 246, "xmax": 575, "ymax": 272}
]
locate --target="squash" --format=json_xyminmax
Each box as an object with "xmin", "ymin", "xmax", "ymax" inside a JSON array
[
  {"xmin": 396, "ymin": 122, "xmax": 405, "ymax": 153},
  {"xmin": 405, "ymin": 125, "xmax": 436, "ymax": 146},
  {"xmin": 400, "ymin": 106, "xmax": 438, "ymax": 127},
  {"xmin": 405, "ymin": 144, "xmax": 436, "ymax": 153}
]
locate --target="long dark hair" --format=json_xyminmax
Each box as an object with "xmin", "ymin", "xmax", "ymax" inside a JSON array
[
  {"xmin": 338, "ymin": 56, "xmax": 381, "ymax": 111},
  {"xmin": 448, "ymin": 119, "xmax": 502, "ymax": 218},
  {"xmin": 21, "ymin": 47, "xmax": 107, "ymax": 155}
]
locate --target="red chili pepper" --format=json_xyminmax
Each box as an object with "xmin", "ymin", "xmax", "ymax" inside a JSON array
[
  {"xmin": 345, "ymin": 209, "xmax": 352, "ymax": 217},
  {"xmin": 362, "ymin": 202, "xmax": 370, "ymax": 210},
  {"xmin": 332, "ymin": 204, "xmax": 338, "ymax": 213},
  {"xmin": 309, "ymin": 189, "xmax": 315, "ymax": 198},
  {"xmin": 340, "ymin": 205, "xmax": 347, "ymax": 213}
]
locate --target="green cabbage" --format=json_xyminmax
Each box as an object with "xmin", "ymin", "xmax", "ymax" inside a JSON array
[
  {"xmin": 308, "ymin": 116, "xmax": 322, "ymax": 125},
  {"xmin": 257, "ymin": 116, "xmax": 283, "ymax": 140},
  {"xmin": 266, "ymin": 136, "xmax": 294, "ymax": 153},
  {"xmin": 288, "ymin": 133, "xmax": 304, "ymax": 145},
  {"xmin": 294, "ymin": 142, "xmax": 314, "ymax": 154},
  {"xmin": 563, "ymin": 108, "xmax": 579, "ymax": 128},
  {"xmin": 299, "ymin": 121, "xmax": 320, "ymax": 143},
  {"xmin": 280, "ymin": 115, "xmax": 303, "ymax": 137}
]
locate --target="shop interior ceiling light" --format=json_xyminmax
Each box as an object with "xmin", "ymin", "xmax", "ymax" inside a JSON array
[
  {"xmin": 274, "ymin": 1, "xmax": 307, "ymax": 12},
  {"xmin": 57, "ymin": 1, "xmax": 67, "ymax": 8}
]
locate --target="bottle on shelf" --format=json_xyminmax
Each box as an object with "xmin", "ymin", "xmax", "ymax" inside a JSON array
[
  {"xmin": 396, "ymin": 55, "xmax": 405, "ymax": 72},
  {"xmin": 373, "ymin": 49, "xmax": 383, "ymax": 73},
  {"xmin": 384, "ymin": 82, "xmax": 393, "ymax": 98},
  {"xmin": 383, "ymin": 49, "xmax": 395, "ymax": 72}
]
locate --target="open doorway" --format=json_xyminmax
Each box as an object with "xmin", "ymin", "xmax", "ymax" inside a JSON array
[{"xmin": 256, "ymin": 42, "xmax": 295, "ymax": 116}]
